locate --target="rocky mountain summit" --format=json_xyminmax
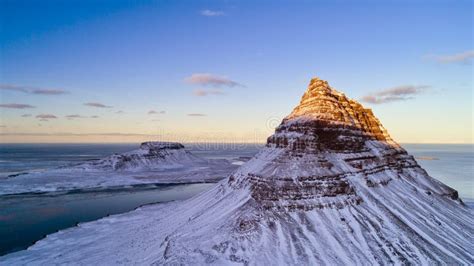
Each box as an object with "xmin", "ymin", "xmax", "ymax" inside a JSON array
[
  {"xmin": 2, "ymin": 77, "xmax": 472, "ymax": 264},
  {"xmin": 252, "ymin": 77, "xmax": 459, "ymax": 212}
]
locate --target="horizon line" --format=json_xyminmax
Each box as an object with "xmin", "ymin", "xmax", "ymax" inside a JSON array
[{"xmin": 0, "ymin": 141, "xmax": 472, "ymax": 145}]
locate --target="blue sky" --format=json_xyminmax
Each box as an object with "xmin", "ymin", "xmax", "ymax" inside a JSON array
[{"xmin": 0, "ymin": 0, "xmax": 472, "ymax": 143}]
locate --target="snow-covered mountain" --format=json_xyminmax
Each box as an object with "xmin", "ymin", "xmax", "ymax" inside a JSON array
[
  {"xmin": 74, "ymin": 141, "xmax": 205, "ymax": 171},
  {"xmin": 2, "ymin": 77, "xmax": 472, "ymax": 264},
  {"xmin": 0, "ymin": 142, "xmax": 235, "ymax": 195}
]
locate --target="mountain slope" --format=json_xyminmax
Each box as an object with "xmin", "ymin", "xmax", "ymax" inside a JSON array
[{"xmin": 1, "ymin": 77, "xmax": 472, "ymax": 264}]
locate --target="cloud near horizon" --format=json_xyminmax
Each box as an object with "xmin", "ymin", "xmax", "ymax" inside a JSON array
[
  {"xmin": 0, "ymin": 84, "xmax": 68, "ymax": 95},
  {"xmin": 193, "ymin": 89, "xmax": 225, "ymax": 96},
  {"xmin": 200, "ymin": 9, "xmax": 225, "ymax": 17},
  {"xmin": 0, "ymin": 103, "xmax": 36, "ymax": 109},
  {"xmin": 65, "ymin": 114, "xmax": 99, "ymax": 119},
  {"xmin": 65, "ymin": 114, "xmax": 86, "ymax": 119},
  {"xmin": 84, "ymin": 102, "xmax": 113, "ymax": 108},
  {"xmin": 424, "ymin": 50, "xmax": 474, "ymax": 64},
  {"xmin": 148, "ymin": 110, "xmax": 166, "ymax": 115},
  {"xmin": 187, "ymin": 113, "xmax": 207, "ymax": 117},
  {"xmin": 361, "ymin": 85, "xmax": 430, "ymax": 104},
  {"xmin": 36, "ymin": 114, "xmax": 58, "ymax": 120},
  {"xmin": 185, "ymin": 73, "xmax": 243, "ymax": 88},
  {"xmin": 32, "ymin": 89, "xmax": 68, "ymax": 95}
]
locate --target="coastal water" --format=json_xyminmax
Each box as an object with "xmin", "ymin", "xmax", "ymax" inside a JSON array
[
  {"xmin": 0, "ymin": 143, "xmax": 472, "ymax": 256},
  {"xmin": 0, "ymin": 183, "xmax": 214, "ymax": 256},
  {"xmin": 403, "ymin": 144, "xmax": 473, "ymax": 200}
]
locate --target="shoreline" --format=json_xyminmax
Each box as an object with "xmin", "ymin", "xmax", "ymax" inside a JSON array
[{"xmin": 0, "ymin": 183, "xmax": 215, "ymax": 256}]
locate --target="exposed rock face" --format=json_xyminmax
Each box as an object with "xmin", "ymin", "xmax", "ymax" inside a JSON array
[
  {"xmin": 246, "ymin": 77, "xmax": 452, "ymax": 212},
  {"xmin": 140, "ymin": 141, "xmax": 185, "ymax": 150},
  {"xmin": 78, "ymin": 141, "xmax": 203, "ymax": 171},
  {"xmin": 3, "ymin": 77, "xmax": 472, "ymax": 265},
  {"xmin": 268, "ymin": 77, "xmax": 395, "ymax": 151}
]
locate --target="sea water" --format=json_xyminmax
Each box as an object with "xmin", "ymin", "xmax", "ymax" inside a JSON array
[{"xmin": 403, "ymin": 144, "xmax": 473, "ymax": 200}]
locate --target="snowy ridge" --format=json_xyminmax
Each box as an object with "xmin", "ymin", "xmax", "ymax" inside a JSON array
[{"xmin": 1, "ymin": 77, "xmax": 472, "ymax": 264}]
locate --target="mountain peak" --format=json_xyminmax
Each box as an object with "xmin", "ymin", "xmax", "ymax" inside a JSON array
[
  {"xmin": 309, "ymin": 76, "xmax": 331, "ymax": 91},
  {"xmin": 276, "ymin": 76, "xmax": 394, "ymax": 147}
]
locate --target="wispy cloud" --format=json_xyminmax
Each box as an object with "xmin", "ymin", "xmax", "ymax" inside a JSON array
[
  {"xmin": 65, "ymin": 114, "xmax": 86, "ymax": 119},
  {"xmin": 36, "ymin": 114, "xmax": 58, "ymax": 120},
  {"xmin": 0, "ymin": 103, "xmax": 36, "ymax": 109},
  {"xmin": 193, "ymin": 89, "xmax": 225, "ymax": 96},
  {"xmin": 84, "ymin": 102, "xmax": 113, "ymax": 108},
  {"xmin": 148, "ymin": 110, "xmax": 166, "ymax": 115},
  {"xmin": 0, "ymin": 84, "xmax": 29, "ymax": 93},
  {"xmin": 21, "ymin": 114, "xmax": 32, "ymax": 117},
  {"xmin": 361, "ymin": 85, "xmax": 430, "ymax": 104},
  {"xmin": 200, "ymin": 9, "xmax": 225, "ymax": 17},
  {"xmin": 185, "ymin": 73, "xmax": 243, "ymax": 88},
  {"xmin": 115, "ymin": 110, "xmax": 124, "ymax": 114},
  {"xmin": 32, "ymin": 89, "xmax": 68, "ymax": 95},
  {"xmin": 424, "ymin": 50, "xmax": 474, "ymax": 64},
  {"xmin": 187, "ymin": 113, "xmax": 207, "ymax": 117},
  {"xmin": 65, "ymin": 114, "xmax": 99, "ymax": 119},
  {"xmin": 0, "ymin": 84, "xmax": 68, "ymax": 95}
]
